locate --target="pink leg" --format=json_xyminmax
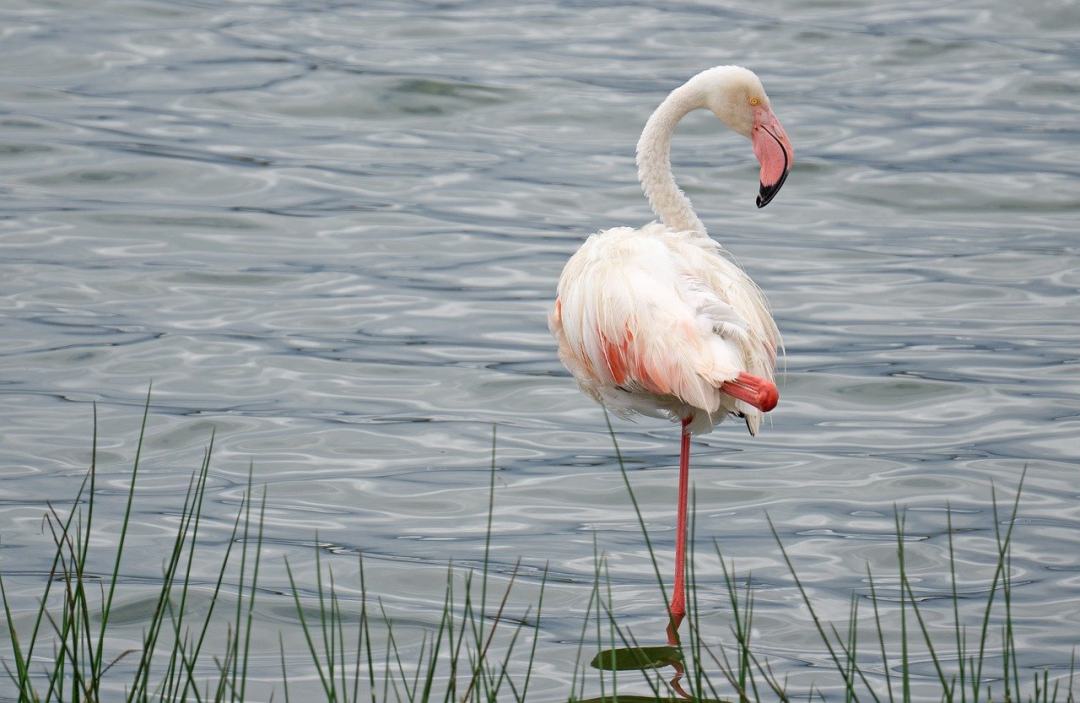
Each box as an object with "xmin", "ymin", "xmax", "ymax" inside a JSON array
[{"xmin": 667, "ymin": 416, "xmax": 692, "ymax": 645}]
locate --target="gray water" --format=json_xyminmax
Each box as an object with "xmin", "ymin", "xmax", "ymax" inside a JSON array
[{"xmin": 2, "ymin": 0, "xmax": 1079, "ymax": 699}]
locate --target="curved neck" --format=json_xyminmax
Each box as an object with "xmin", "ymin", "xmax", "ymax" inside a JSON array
[{"xmin": 635, "ymin": 83, "xmax": 707, "ymax": 235}]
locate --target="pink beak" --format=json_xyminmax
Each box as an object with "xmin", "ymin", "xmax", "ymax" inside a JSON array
[{"xmin": 751, "ymin": 105, "xmax": 794, "ymax": 208}]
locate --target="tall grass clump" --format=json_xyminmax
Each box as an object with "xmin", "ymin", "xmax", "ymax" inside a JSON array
[
  {"xmin": 276, "ymin": 428, "xmax": 552, "ymax": 703},
  {"xmin": 1, "ymin": 399, "xmax": 1076, "ymax": 701},
  {"xmin": 0, "ymin": 395, "xmax": 269, "ymax": 702}
]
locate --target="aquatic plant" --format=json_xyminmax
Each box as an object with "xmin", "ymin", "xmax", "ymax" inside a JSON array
[{"xmin": 0, "ymin": 400, "xmax": 1074, "ymax": 701}]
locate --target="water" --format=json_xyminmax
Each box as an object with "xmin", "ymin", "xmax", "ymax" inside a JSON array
[{"xmin": 2, "ymin": 0, "xmax": 1079, "ymax": 699}]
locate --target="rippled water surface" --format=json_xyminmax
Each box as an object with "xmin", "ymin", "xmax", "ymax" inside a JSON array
[{"xmin": 2, "ymin": 0, "xmax": 1079, "ymax": 699}]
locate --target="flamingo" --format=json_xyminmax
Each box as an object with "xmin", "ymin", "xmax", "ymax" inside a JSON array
[{"xmin": 549, "ymin": 66, "xmax": 791, "ymax": 641}]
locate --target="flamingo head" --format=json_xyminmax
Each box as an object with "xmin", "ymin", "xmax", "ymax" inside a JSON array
[{"xmin": 693, "ymin": 66, "xmax": 794, "ymax": 208}]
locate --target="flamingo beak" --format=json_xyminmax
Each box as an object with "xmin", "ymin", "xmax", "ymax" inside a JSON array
[{"xmin": 751, "ymin": 105, "xmax": 794, "ymax": 208}]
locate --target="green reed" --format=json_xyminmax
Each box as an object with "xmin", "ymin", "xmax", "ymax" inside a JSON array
[
  {"xmin": 0, "ymin": 391, "xmax": 264, "ymax": 702},
  {"xmin": 0, "ymin": 401, "xmax": 1075, "ymax": 702}
]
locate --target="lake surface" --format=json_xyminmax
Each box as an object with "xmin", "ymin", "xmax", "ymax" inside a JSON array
[{"xmin": 2, "ymin": 0, "xmax": 1079, "ymax": 699}]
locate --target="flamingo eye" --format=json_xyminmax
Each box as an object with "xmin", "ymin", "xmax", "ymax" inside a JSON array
[{"xmin": 749, "ymin": 97, "xmax": 761, "ymax": 106}]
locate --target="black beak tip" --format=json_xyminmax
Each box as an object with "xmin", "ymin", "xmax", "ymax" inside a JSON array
[
  {"xmin": 756, "ymin": 170, "xmax": 790, "ymax": 209},
  {"xmin": 756, "ymin": 188, "xmax": 774, "ymax": 208}
]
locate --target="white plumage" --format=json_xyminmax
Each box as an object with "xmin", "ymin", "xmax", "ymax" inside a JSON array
[{"xmin": 551, "ymin": 222, "xmax": 779, "ymax": 435}]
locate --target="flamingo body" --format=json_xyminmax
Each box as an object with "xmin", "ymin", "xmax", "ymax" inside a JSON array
[{"xmin": 550, "ymin": 221, "xmax": 779, "ymax": 436}]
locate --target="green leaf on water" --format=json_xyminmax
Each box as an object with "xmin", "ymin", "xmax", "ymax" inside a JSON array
[{"xmin": 589, "ymin": 645, "xmax": 682, "ymax": 671}]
